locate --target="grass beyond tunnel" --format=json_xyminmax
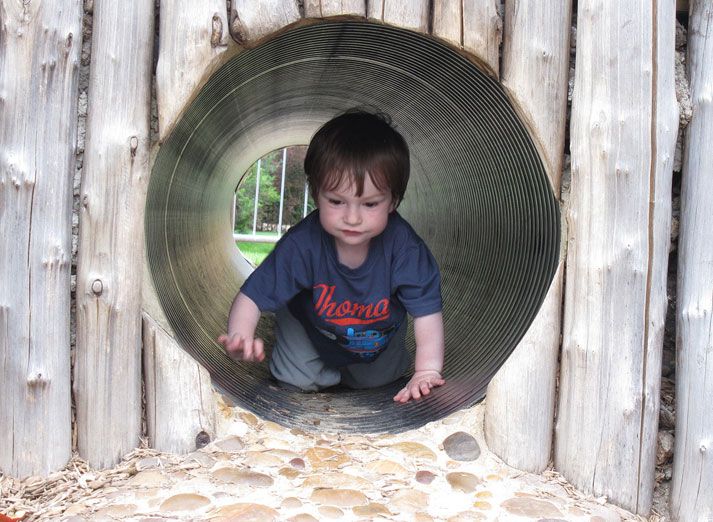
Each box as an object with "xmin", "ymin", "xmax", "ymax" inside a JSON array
[{"xmin": 236, "ymin": 241, "xmax": 275, "ymax": 266}]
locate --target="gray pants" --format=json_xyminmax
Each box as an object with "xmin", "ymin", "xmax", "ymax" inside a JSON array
[{"xmin": 269, "ymin": 308, "xmax": 411, "ymax": 392}]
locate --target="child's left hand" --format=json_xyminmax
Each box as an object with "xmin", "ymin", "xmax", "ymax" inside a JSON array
[{"xmin": 393, "ymin": 370, "xmax": 445, "ymax": 403}]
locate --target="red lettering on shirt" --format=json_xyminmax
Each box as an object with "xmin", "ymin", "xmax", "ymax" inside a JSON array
[{"xmin": 314, "ymin": 284, "xmax": 390, "ymax": 326}]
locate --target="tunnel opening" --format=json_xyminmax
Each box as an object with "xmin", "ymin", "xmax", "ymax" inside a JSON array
[{"xmin": 145, "ymin": 21, "xmax": 560, "ymax": 433}]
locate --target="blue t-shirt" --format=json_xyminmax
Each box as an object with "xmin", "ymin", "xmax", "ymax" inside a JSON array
[{"xmin": 241, "ymin": 210, "xmax": 442, "ymax": 366}]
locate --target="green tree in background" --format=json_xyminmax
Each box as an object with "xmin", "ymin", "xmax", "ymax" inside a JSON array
[
  {"xmin": 234, "ymin": 151, "xmax": 280, "ymax": 233},
  {"xmin": 234, "ymin": 146, "xmax": 314, "ymax": 234}
]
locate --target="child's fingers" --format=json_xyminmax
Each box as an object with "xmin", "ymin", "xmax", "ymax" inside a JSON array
[
  {"xmin": 242, "ymin": 338, "xmax": 257, "ymax": 361},
  {"xmin": 393, "ymin": 386, "xmax": 411, "ymax": 402},
  {"xmin": 226, "ymin": 336, "xmax": 246, "ymax": 359},
  {"xmin": 394, "ymin": 376, "xmax": 446, "ymax": 403},
  {"xmin": 254, "ymin": 338, "xmax": 265, "ymax": 362}
]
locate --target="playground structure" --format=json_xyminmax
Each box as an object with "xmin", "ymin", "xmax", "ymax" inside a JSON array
[{"xmin": 1, "ymin": 1, "xmax": 711, "ymax": 520}]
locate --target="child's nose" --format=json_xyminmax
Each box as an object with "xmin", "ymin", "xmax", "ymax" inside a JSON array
[{"xmin": 344, "ymin": 205, "xmax": 362, "ymax": 224}]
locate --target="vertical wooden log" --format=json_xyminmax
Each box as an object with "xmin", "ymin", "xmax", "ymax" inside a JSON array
[
  {"xmin": 485, "ymin": 262, "xmax": 564, "ymax": 472},
  {"xmin": 304, "ymin": 0, "xmax": 365, "ymax": 18},
  {"xmin": 671, "ymin": 1, "xmax": 713, "ymax": 518},
  {"xmin": 367, "ymin": 0, "xmax": 430, "ymax": 33},
  {"xmin": 156, "ymin": 0, "xmax": 229, "ymax": 141},
  {"xmin": 432, "ymin": 0, "xmax": 502, "ymax": 77},
  {"xmin": 483, "ymin": 0, "xmax": 572, "ymax": 473},
  {"xmin": 0, "ymin": 0, "xmax": 81, "ymax": 478},
  {"xmin": 230, "ymin": 0, "xmax": 301, "ymax": 45},
  {"xmin": 556, "ymin": 0, "xmax": 678, "ymax": 514},
  {"xmin": 143, "ymin": 313, "xmax": 216, "ymax": 453},
  {"xmin": 75, "ymin": 0, "xmax": 154, "ymax": 469}
]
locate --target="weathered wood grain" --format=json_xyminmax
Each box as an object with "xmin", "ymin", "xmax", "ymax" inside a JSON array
[
  {"xmin": 156, "ymin": 0, "xmax": 230, "ymax": 141},
  {"xmin": 432, "ymin": 0, "xmax": 501, "ymax": 76},
  {"xmin": 230, "ymin": 0, "xmax": 301, "ymax": 44},
  {"xmin": 74, "ymin": 0, "xmax": 154, "ymax": 469},
  {"xmin": 556, "ymin": 0, "xmax": 678, "ymax": 514},
  {"xmin": 483, "ymin": 0, "xmax": 571, "ymax": 474},
  {"xmin": 368, "ymin": 0, "xmax": 429, "ymax": 33},
  {"xmin": 0, "ymin": 0, "xmax": 82, "ymax": 478},
  {"xmin": 501, "ymin": 0, "xmax": 571, "ymax": 191},
  {"xmin": 143, "ymin": 312, "xmax": 216, "ymax": 454},
  {"xmin": 485, "ymin": 260, "xmax": 563, "ymax": 472},
  {"xmin": 671, "ymin": 1, "xmax": 713, "ymax": 518},
  {"xmin": 304, "ymin": 0, "xmax": 365, "ymax": 18}
]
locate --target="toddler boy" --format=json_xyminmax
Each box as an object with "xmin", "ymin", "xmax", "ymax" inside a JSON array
[{"xmin": 218, "ymin": 110, "xmax": 445, "ymax": 403}]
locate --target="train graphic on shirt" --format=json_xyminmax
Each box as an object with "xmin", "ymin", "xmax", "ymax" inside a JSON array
[
  {"xmin": 339, "ymin": 325, "xmax": 398, "ymax": 358},
  {"xmin": 315, "ymin": 323, "xmax": 398, "ymax": 361}
]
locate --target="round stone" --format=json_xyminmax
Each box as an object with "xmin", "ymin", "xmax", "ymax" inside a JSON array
[
  {"xmin": 447, "ymin": 512, "xmax": 486, "ymax": 521},
  {"xmin": 365, "ymin": 459, "xmax": 409, "ymax": 476},
  {"xmin": 287, "ymin": 515, "xmax": 319, "ymax": 522},
  {"xmin": 160, "ymin": 493, "xmax": 211, "ymax": 512},
  {"xmin": 310, "ymin": 488, "xmax": 369, "ymax": 507},
  {"xmin": 289, "ymin": 457, "xmax": 306, "ymax": 469},
  {"xmin": 388, "ymin": 442, "xmax": 436, "ymax": 461},
  {"xmin": 128, "ymin": 470, "xmax": 170, "ymax": 487},
  {"xmin": 353, "ymin": 503, "xmax": 392, "ymax": 516},
  {"xmin": 318, "ymin": 506, "xmax": 344, "ymax": 519},
  {"xmin": 281, "ymin": 497, "xmax": 303, "ymax": 509},
  {"xmin": 388, "ymin": 489, "xmax": 429, "ymax": 512},
  {"xmin": 245, "ymin": 450, "xmax": 283, "ymax": 467},
  {"xmin": 301, "ymin": 472, "xmax": 371, "ymax": 489},
  {"xmin": 94, "ymin": 504, "xmax": 138, "ymax": 517},
  {"xmin": 211, "ymin": 467, "xmax": 274, "ymax": 487},
  {"xmin": 209, "ymin": 503, "xmax": 279, "ymax": 521},
  {"xmin": 415, "ymin": 470, "xmax": 437, "ymax": 484},
  {"xmin": 239, "ymin": 412, "xmax": 259, "ymax": 426},
  {"xmin": 442, "ymin": 432, "xmax": 480, "ymax": 461},
  {"xmin": 446, "ymin": 472, "xmax": 482, "ymax": 493},
  {"xmin": 279, "ymin": 467, "xmax": 301, "ymax": 479},
  {"xmin": 305, "ymin": 447, "xmax": 350, "ymax": 469},
  {"xmin": 501, "ymin": 498, "xmax": 563, "ymax": 518},
  {"xmin": 214, "ymin": 436, "xmax": 245, "ymax": 452}
]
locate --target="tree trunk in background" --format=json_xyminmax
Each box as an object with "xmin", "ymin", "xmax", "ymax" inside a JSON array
[
  {"xmin": 367, "ymin": 0, "xmax": 429, "ymax": 33},
  {"xmin": 304, "ymin": 0, "xmax": 365, "ymax": 18},
  {"xmin": 143, "ymin": 313, "xmax": 216, "ymax": 453},
  {"xmin": 75, "ymin": 0, "xmax": 154, "ymax": 469},
  {"xmin": 0, "ymin": 0, "xmax": 81, "ymax": 478},
  {"xmin": 671, "ymin": 1, "xmax": 713, "ymax": 518},
  {"xmin": 156, "ymin": 0, "xmax": 230, "ymax": 141},
  {"xmin": 484, "ymin": 0, "xmax": 571, "ymax": 474},
  {"xmin": 432, "ymin": 0, "xmax": 502, "ymax": 77},
  {"xmin": 230, "ymin": 0, "xmax": 300, "ymax": 45},
  {"xmin": 556, "ymin": 0, "xmax": 678, "ymax": 514}
]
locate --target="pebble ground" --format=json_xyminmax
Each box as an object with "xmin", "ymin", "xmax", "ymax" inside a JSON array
[{"xmin": 51, "ymin": 396, "xmax": 644, "ymax": 522}]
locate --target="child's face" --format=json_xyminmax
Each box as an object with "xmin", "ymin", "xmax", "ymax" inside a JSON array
[{"xmin": 317, "ymin": 174, "xmax": 395, "ymax": 253}]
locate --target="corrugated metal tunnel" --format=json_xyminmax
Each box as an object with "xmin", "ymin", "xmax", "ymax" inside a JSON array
[{"xmin": 145, "ymin": 21, "xmax": 560, "ymax": 433}]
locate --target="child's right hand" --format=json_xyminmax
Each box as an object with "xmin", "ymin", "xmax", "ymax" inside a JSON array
[{"xmin": 217, "ymin": 333, "xmax": 265, "ymax": 362}]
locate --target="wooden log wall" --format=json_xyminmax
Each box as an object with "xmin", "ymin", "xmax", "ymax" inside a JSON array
[
  {"xmin": 143, "ymin": 313, "xmax": 216, "ymax": 453},
  {"xmin": 156, "ymin": 0, "xmax": 230, "ymax": 142},
  {"xmin": 556, "ymin": 0, "xmax": 678, "ymax": 514},
  {"xmin": 0, "ymin": 0, "xmax": 82, "ymax": 478},
  {"xmin": 484, "ymin": 0, "xmax": 571, "ymax": 474},
  {"xmin": 73, "ymin": 0, "xmax": 154, "ymax": 469},
  {"xmin": 3, "ymin": 3, "xmax": 708, "ymax": 518},
  {"xmin": 671, "ymin": 1, "xmax": 713, "ymax": 518}
]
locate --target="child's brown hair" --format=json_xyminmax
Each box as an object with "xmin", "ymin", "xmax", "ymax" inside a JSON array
[{"xmin": 304, "ymin": 109, "xmax": 410, "ymax": 207}]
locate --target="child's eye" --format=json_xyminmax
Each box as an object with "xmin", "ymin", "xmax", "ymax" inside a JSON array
[
  {"xmin": 328, "ymin": 199, "xmax": 343, "ymax": 205},
  {"xmin": 364, "ymin": 202, "xmax": 380, "ymax": 208}
]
